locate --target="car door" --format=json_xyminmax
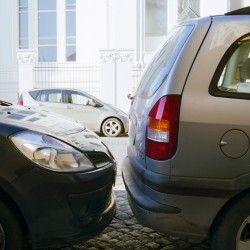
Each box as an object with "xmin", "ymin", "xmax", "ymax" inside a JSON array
[
  {"xmin": 62, "ymin": 90, "xmax": 102, "ymax": 131},
  {"xmin": 35, "ymin": 89, "xmax": 67, "ymax": 114}
]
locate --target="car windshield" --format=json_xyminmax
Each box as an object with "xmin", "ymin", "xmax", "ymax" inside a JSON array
[{"xmin": 136, "ymin": 25, "xmax": 194, "ymax": 98}]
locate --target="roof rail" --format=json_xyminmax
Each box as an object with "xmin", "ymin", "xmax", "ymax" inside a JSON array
[{"xmin": 225, "ymin": 6, "xmax": 250, "ymax": 15}]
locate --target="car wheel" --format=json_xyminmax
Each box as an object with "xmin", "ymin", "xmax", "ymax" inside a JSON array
[
  {"xmin": 211, "ymin": 195, "xmax": 250, "ymax": 250},
  {"xmin": 102, "ymin": 118, "xmax": 123, "ymax": 137},
  {"xmin": 0, "ymin": 199, "xmax": 24, "ymax": 250}
]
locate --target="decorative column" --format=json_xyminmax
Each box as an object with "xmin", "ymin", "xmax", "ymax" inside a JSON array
[
  {"xmin": 17, "ymin": 49, "xmax": 36, "ymax": 96},
  {"xmin": 167, "ymin": 0, "xmax": 178, "ymax": 32},
  {"xmin": 100, "ymin": 49, "xmax": 134, "ymax": 113}
]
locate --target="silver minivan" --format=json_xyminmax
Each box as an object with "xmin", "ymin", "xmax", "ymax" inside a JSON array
[{"xmin": 123, "ymin": 7, "xmax": 250, "ymax": 250}]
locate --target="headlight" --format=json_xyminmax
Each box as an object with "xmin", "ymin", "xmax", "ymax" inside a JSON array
[{"xmin": 10, "ymin": 131, "xmax": 95, "ymax": 172}]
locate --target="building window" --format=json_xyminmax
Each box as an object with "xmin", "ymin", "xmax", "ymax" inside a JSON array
[
  {"xmin": 178, "ymin": 0, "xmax": 200, "ymax": 22},
  {"xmin": 38, "ymin": 0, "xmax": 57, "ymax": 62},
  {"xmin": 66, "ymin": 0, "xmax": 76, "ymax": 61},
  {"xmin": 19, "ymin": 0, "xmax": 28, "ymax": 49},
  {"xmin": 145, "ymin": 0, "xmax": 167, "ymax": 37},
  {"xmin": 145, "ymin": 0, "xmax": 168, "ymax": 51}
]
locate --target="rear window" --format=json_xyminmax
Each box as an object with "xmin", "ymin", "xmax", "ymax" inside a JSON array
[{"xmin": 136, "ymin": 25, "xmax": 194, "ymax": 98}]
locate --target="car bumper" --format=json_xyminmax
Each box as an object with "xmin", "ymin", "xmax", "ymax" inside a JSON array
[
  {"xmin": 122, "ymin": 156, "xmax": 227, "ymax": 240},
  {"xmin": 6, "ymin": 163, "xmax": 116, "ymax": 249}
]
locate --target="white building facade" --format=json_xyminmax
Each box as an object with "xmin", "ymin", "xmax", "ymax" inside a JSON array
[{"xmin": 0, "ymin": 0, "xmax": 249, "ymax": 112}]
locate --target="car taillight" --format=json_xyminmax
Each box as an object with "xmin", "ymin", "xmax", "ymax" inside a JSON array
[
  {"xmin": 17, "ymin": 100, "xmax": 23, "ymax": 105},
  {"xmin": 146, "ymin": 95, "xmax": 181, "ymax": 161},
  {"xmin": 17, "ymin": 96, "xmax": 23, "ymax": 105}
]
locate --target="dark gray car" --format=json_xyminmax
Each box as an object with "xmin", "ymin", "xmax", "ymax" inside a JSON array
[
  {"xmin": 0, "ymin": 105, "xmax": 116, "ymax": 249},
  {"xmin": 123, "ymin": 7, "xmax": 250, "ymax": 250}
]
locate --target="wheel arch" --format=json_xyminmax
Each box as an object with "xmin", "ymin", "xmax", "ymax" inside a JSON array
[
  {"xmin": 210, "ymin": 188, "xmax": 250, "ymax": 237},
  {"xmin": 0, "ymin": 187, "xmax": 29, "ymax": 239}
]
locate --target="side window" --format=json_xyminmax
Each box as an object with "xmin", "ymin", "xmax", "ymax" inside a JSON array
[
  {"xmin": 29, "ymin": 90, "xmax": 40, "ymax": 100},
  {"xmin": 40, "ymin": 90, "xmax": 62, "ymax": 103},
  {"xmin": 210, "ymin": 35, "xmax": 250, "ymax": 98},
  {"xmin": 65, "ymin": 91, "xmax": 91, "ymax": 105}
]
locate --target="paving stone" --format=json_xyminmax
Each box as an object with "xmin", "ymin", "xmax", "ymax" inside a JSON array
[{"xmin": 55, "ymin": 178, "xmax": 210, "ymax": 250}]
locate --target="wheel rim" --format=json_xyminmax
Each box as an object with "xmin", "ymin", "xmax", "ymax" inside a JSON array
[
  {"xmin": 0, "ymin": 225, "xmax": 5, "ymax": 250},
  {"xmin": 104, "ymin": 120, "xmax": 121, "ymax": 136},
  {"xmin": 236, "ymin": 216, "xmax": 250, "ymax": 250}
]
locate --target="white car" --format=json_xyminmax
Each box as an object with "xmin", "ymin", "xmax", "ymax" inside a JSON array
[{"xmin": 18, "ymin": 88, "xmax": 129, "ymax": 137}]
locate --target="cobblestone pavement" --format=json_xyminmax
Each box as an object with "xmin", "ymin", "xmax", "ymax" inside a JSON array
[
  {"xmin": 46, "ymin": 138, "xmax": 210, "ymax": 250},
  {"xmin": 60, "ymin": 176, "xmax": 210, "ymax": 250}
]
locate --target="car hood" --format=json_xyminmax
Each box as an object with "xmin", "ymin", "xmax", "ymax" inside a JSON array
[{"xmin": 0, "ymin": 106, "xmax": 112, "ymax": 155}]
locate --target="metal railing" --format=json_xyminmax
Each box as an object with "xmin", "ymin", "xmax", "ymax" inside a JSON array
[
  {"xmin": 34, "ymin": 60, "xmax": 148, "ymax": 101},
  {"xmin": 34, "ymin": 62, "xmax": 101, "ymax": 97}
]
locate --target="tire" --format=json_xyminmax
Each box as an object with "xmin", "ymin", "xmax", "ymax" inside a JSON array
[
  {"xmin": 211, "ymin": 195, "xmax": 250, "ymax": 250},
  {"xmin": 102, "ymin": 118, "xmax": 123, "ymax": 137},
  {"xmin": 0, "ymin": 199, "xmax": 24, "ymax": 250}
]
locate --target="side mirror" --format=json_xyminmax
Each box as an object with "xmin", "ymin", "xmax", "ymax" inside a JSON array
[
  {"xmin": 89, "ymin": 99, "xmax": 103, "ymax": 108},
  {"xmin": 89, "ymin": 99, "xmax": 97, "ymax": 107},
  {"xmin": 127, "ymin": 91, "xmax": 134, "ymax": 100}
]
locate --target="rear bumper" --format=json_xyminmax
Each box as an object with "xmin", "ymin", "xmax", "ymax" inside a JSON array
[{"xmin": 122, "ymin": 156, "xmax": 226, "ymax": 240}]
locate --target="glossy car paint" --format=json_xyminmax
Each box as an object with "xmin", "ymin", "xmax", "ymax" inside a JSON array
[
  {"xmin": 123, "ymin": 10, "xmax": 250, "ymax": 241},
  {"xmin": 0, "ymin": 105, "xmax": 116, "ymax": 249}
]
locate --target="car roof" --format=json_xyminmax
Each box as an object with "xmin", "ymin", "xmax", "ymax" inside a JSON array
[
  {"xmin": 27, "ymin": 88, "xmax": 87, "ymax": 93},
  {"xmin": 24, "ymin": 88, "xmax": 106, "ymax": 105}
]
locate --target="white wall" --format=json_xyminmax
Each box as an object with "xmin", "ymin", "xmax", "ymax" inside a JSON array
[
  {"xmin": 76, "ymin": 0, "xmax": 135, "ymax": 62},
  {"xmin": 200, "ymin": 0, "xmax": 228, "ymax": 16},
  {"xmin": 167, "ymin": 0, "xmax": 178, "ymax": 32},
  {"xmin": 244, "ymin": 0, "xmax": 250, "ymax": 6},
  {"xmin": 0, "ymin": 0, "xmax": 19, "ymax": 103},
  {"xmin": 110, "ymin": 0, "xmax": 136, "ymax": 49},
  {"xmin": 77, "ymin": 0, "xmax": 108, "ymax": 62}
]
